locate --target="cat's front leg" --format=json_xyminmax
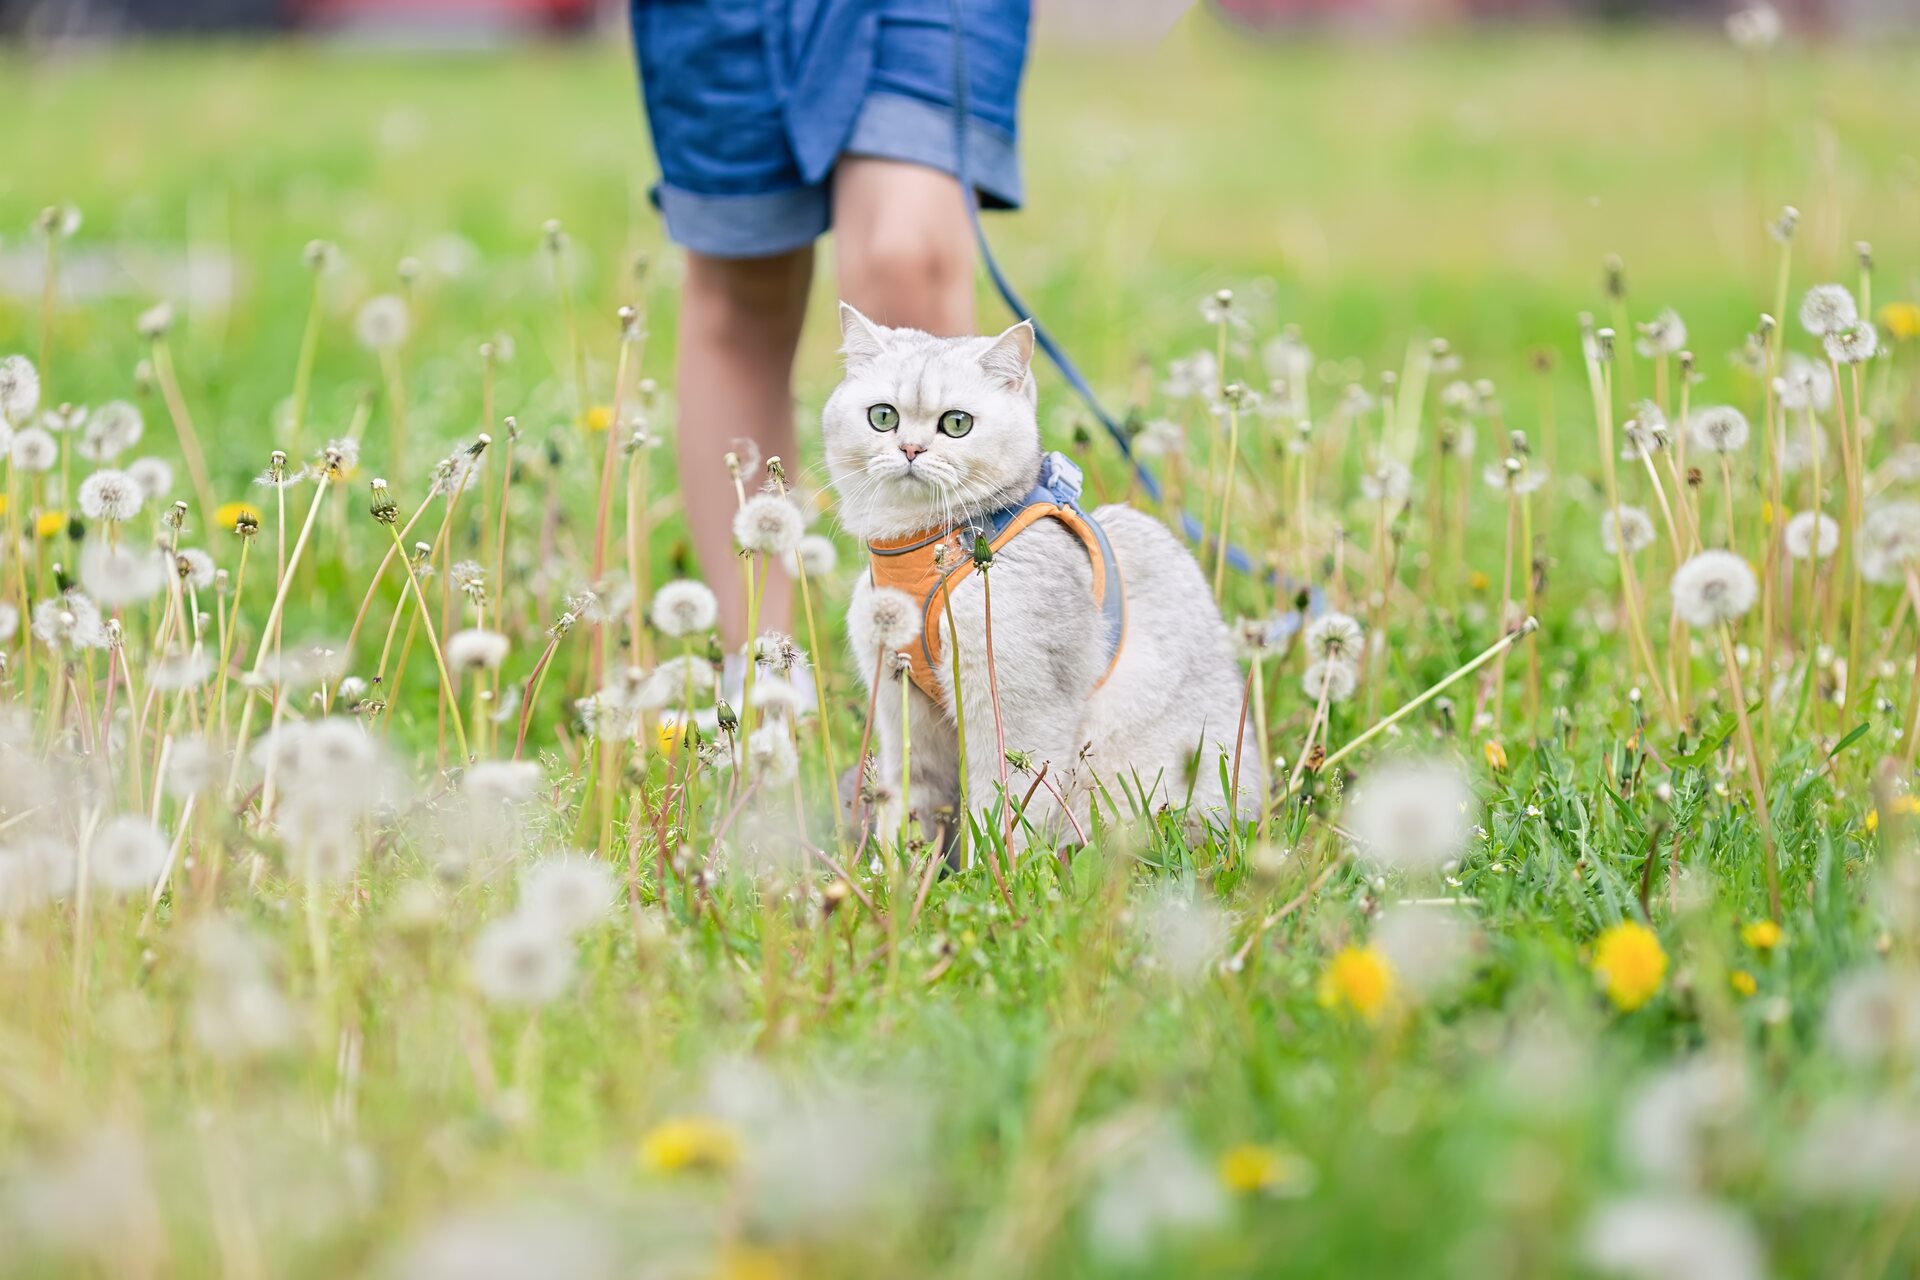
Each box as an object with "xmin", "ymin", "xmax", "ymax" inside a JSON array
[{"xmin": 864, "ymin": 671, "xmax": 962, "ymax": 848}]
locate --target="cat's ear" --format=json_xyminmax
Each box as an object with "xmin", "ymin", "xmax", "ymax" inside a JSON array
[
  {"xmin": 980, "ymin": 319, "xmax": 1035, "ymax": 391},
  {"xmin": 839, "ymin": 302, "xmax": 888, "ymax": 367}
]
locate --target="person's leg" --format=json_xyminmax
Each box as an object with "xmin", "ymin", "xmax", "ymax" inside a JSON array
[
  {"xmin": 832, "ymin": 157, "xmax": 975, "ymax": 337},
  {"xmin": 676, "ymin": 246, "xmax": 813, "ymax": 648}
]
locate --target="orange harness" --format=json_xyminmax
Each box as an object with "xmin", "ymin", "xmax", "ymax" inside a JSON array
[{"xmin": 864, "ymin": 454, "xmax": 1126, "ymax": 707}]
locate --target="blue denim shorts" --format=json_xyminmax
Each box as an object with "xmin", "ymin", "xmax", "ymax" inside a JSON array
[{"xmin": 630, "ymin": 0, "xmax": 1030, "ymax": 259}]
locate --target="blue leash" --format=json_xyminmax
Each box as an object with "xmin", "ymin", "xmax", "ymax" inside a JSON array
[{"xmin": 943, "ymin": 0, "xmax": 1265, "ymax": 578}]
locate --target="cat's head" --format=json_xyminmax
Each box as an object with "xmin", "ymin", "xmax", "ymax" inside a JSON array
[{"xmin": 821, "ymin": 303, "xmax": 1040, "ymax": 541}]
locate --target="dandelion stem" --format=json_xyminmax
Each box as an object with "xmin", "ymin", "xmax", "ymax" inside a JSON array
[{"xmin": 1718, "ymin": 623, "xmax": 1781, "ymax": 923}]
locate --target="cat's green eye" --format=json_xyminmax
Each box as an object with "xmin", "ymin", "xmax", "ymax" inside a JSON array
[
  {"xmin": 938, "ymin": 409, "xmax": 974, "ymax": 439},
  {"xmin": 867, "ymin": 403, "xmax": 899, "ymax": 432}
]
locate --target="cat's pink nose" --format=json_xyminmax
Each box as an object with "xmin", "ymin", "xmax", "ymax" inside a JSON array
[{"xmin": 899, "ymin": 443, "xmax": 927, "ymax": 462}]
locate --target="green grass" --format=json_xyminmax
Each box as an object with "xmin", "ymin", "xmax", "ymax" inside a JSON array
[{"xmin": 2, "ymin": 18, "xmax": 1920, "ymax": 1280}]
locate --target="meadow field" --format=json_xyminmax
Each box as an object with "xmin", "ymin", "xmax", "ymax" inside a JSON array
[{"xmin": 5, "ymin": 13, "xmax": 1920, "ymax": 1278}]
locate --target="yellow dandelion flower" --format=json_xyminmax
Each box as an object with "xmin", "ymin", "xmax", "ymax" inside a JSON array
[
  {"xmin": 638, "ymin": 1115, "xmax": 739, "ymax": 1174},
  {"xmin": 34, "ymin": 510, "xmax": 69, "ymax": 539},
  {"xmin": 1880, "ymin": 301, "xmax": 1920, "ymax": 342},
  {"xmin": 1483, "ymin": 739, "xmax": 1509, "ymax": 771},
  {"xmin": 655, "ymin": 717, "xmax": 688, "ymax": 755},
  {"xmin": 1867, "ymin": 809, "xmax": 1880, "ymax": 833},
  {"xmin": 1219, "ymin": 1143, "xmax": 1288, "ymax": 1194},
  {"xmin": 0, "ymin": 495, "xmax": 8, "ymax": 517},
  {"xmin": 1893, "ymin": 795, "xmax": 1920, "ymax": 817},
  {"xmin": 214, "ymin": 501, "xmax": 261, "ymax": 533},
  {"xmin": 1730, "ymin": 970, "xmax": 1757, "ymax": 998},
  {"xmin": 716, "ymin": 1245, "xmax": 787, "ymax": 1280},
  {"xmin": 1468, "ymin": 570, "xmax": 1490, "ymax": 592},
  {"xmin": 1592, "ymin": 921, "xmax": 1667, "ymax": 1012},
  {"xmin": 1760, "ymin": 500, "xmax": 1774, "ymax": 527},
  {"xmin": 585, "ymin": 403, "xmax": 614, "ymax": 432},
  {"xmin": 1740, "ymin": 919, "xmax": 1782, "ymax": 951},
  {"xmin": 1318, "ymin": 945, "xmax": 1394, "ymax": 1022}
]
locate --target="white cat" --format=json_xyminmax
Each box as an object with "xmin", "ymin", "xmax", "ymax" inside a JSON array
[{"xmin": 824, "ymin": 302, "xmax": 1264, "ymax": 849}]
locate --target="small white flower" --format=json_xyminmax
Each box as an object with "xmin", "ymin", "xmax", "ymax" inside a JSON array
[
  {"xmin": 1783, "ymin": 511, "xmax": 1838, "ymax": 561},
  {"xmin": 1670, "ymin": 551, "xmax": 1758, "ymax": 629},
  {"xmin": 732, "ymin": 494, "xmax": 805, "ymax": 556},
  {"xmin": 518, "ymin": 854, "xmax": 615, "ymax": 936},
  {"xmin": 355, "ymin": 293, "xmax": 411, "ymax": 351},
  {"xmin": 88, "ymin": 815, "xmax": 169, "ymax": 895},
  {"xmin": 469, "ymin": 912, "xmax": 574, "ymax": 1006},
  {"xmin": 649, "ymin": 579, "xmax": 719, "ymax": 637},
  {"xmin": 1799, "ymin": 283, "xmax": 1859, "ymax": 336},
  {"xmin": 77, "ymin": 469, "xmax": 145, "ymax": 522},
  {"xmin": 1686, "ymin": 405, "xmax": 1750, "ymax": 454}
]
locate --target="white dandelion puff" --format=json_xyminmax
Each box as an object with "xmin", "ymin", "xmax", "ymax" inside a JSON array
[
  {"xmin": 1776, "ymin": 421, "xmax": 1829, "ymax": 476},
  {"xmin": 355, "ymin": 293, "xmax": 410, "ymax": 351},
  {"xmin": 469, "ymin": 912, "xmax": 574, "ymax": 1006},
  {"xmin": 463, "ymin": 760, "xmax": 544, "ymax": 806},
  {"xmin": 852, "ymin": 586, "xmax": 922, "ymax": 655},
  {"xmin": 0, "ymin": 354, "xmax": 40, "ymax": 426},
  {"xmin": 780, "ymin": 533, "xmax": 838, "ymax": 578},
  {"xmin": 744, "ymin": 724, "xmax": 799, "ymax": 786},
  {"xmin": 77, "ymin": 469, "xmax": 144, "ymax": 522},
  {"xmin": 1857, "ymin": 501, "xmax": 1920, "ymax": 584},
  {"xmin": 1799, "ymin": 283, "xmax": 1859, "ymax": 337},
  {"xmin": 1359, "ymin": 459, "xmax": 1412, "ymax": 505},
  {"xmin": 1601, "ymin": 506, "xmax": 1657, "ymax": 557},
  {"xmin": 173, "ymin": 547, "xmax": 216, "ymax": 591},
  {"xmin": 126, "ymin": 456, "xmax": 173, "ymax": 500},
  {"xmin": 1345, "ymin": 758, "xmax": 1476, "ymax": 876},
  {"xmin": 1301, "ymin": 658, "xmax": 1358, "ymax": 704},
  {"xmin": 10, "ymin": 426, "xmax": 58, "ymax": 473},
  {"xmin": 732, "ymin": 494, "xmax": 806, "ymax": 556},
  {"xmin": 1581, "ymin": 1196, "xmax": 1764, "ymax": 1280},
  {"xmin": 749, "ymin": 675, "xmax": 806, "ymax": 722},
  {"xmin": 1302, "ymin": 611, "xmax": 1364, "ymax": 664},
  {"xmin": 1686, "ymin": 405, "xmax": 1750, "ymax": 454},
  {"xmin": 76, "ymin": 401, "xmax": 143, "ymax": 462},
  {"xmin": 31, "ymin": 594, "xmax": 110, "ymax": 652},
  {"xmin": 518, "ymin": 854, "xmax": 615, "ymax": 937},
  {"xmin": 1726, "ymin": 2, "xmax": 1781, "ymax": 49},
  {"xmin": 1635, "ymin": 309, "xmax": 1688, "ymax": 357},
  {"xmin": 1670, "ymin": 551, "xmax": 1758, "ymax": 629},
  {"xmin": 88, "ymin": 815, "xmax": 169, "ymax": 895},
  {"xmin": 1783, "ymin": 511, "xmax": 1839, "ymax": 561},
  {"xmin": 649, "ymin": 580, "xmax": 719, "ymax": 637},
  {"xmin": 1773, "ymin": 353, "xmax": 1834, "ymax": 412},
  {"xmin": 446, "ymin": 628, "xmax": 510, "ymax": 672},
  {"xmin": 1824, "ymin": 322, "xmax": 1878, "ymax": 365},
  {"xmin": 79, "ymin": 541, "xmax": 168, "ymax": 608}
]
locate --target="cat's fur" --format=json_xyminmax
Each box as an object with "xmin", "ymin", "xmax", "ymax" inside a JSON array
[{"xmin": 825, "ymin": 303, "xmax": 1264, "ymax": 847}]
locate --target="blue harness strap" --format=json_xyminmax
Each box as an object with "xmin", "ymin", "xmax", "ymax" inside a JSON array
[{"xmin": 984, "ymin": 453, "xmax": 1126, "ymax": 666}]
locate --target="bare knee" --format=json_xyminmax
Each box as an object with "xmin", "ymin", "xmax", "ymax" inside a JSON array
[
  {"xmin": 834, "ymin": 161, "xmax": 973, "ymax": 334},
  {"xmin": 683, "ymin": 248, "xmax": 812, "ymax": 348}
]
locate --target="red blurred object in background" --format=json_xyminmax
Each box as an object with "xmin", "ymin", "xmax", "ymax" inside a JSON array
[{"xmin": 290, "ymin": 0, "xmax": 594, "ymax": 33}]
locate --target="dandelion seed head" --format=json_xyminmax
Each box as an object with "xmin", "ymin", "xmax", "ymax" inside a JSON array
[
  {"xmin": 1800, "ymin": 283, "xmax": 1859, "ymax": 336},
  {"xmin": 1301, "ymin": 658, "xmax": 1358, "ymax": 704},
  {"xmin": 76, "ymin": 401, "xmax": 143, "ymax": 463},
  {"xmin": 463, "ymin": 760, "xmax": 543, "ymax": 806},
  {"xmin": 780, "ymin": 533, "xmax": 838, "ymax": 578},
  {"xmin": 0, "ymin": 354, "xmax": 41, "ymax": 426},
  {"xmin": 470, "ymin": 911, "xmax": 574, "ymax": 1006},
  {"xmin": 749, "ymin": 675, "xmax": 806, "ymax": 722},
  {"xmin": 744, "ymin": 724, "xmax": 799, "ymax": 786},
  {"xmin": 519, "ymin": 854, "xmax": 614, "ymax": 937},
  {"xmin": 1856, "ymin": 501, "xmax": 1920, "ymax": 584},
  {"xmin": 31, "ymin": 594, "xmax": 109, "ymax": 652},
  {"xmin": 1670, "ymin": 551, "xmax": 1758, "ymax": 629},
  {"xmin": 1728, "ymin": 3, "xmax": 1782, "ymax": 50},
  {"xmin": 445, "ymin": 628, "xmax": 510, "ymax": 671},
  {"xmin": 355, "ymin": 293, "xmax": 410, "ymax": 351},
  {"xmin": 1346, "ymin": 758, "xmax": 1476, "ymax": 876},
  {"xmin": 77, "ymin": 469, "xmax": 143, "ymax": 522},
  {"xmin": 1582, "ymin": 1196, "xmax": 1764, "ymax": 1280},
  {"xmin": 1686, "ymin": 405, "xmax": 1750, "ymax": 454},
  {"xmin": 649, "ymin": 580, "xmax": 719, "ymax": 638},
  {"xmin": 853, "ymin": 585, "xmax": 922, "ymax": 655},
  {"xmin": 1303, "ymin": 611, "xmax": 1364, "ymax": 663},
  {"xmin": 1085, "ymin": 1119, "xmax": 1226, "ymax": 1262},
  {"xmin": 1634, "ymin": 308, "xmax": 1688, "ymax": 357},
  {"xmin": 174, "ymin": 547, "xmax": 215, "ymax": 590},
  {"xmin": 1359, "ymin": 459, "xmax": 1411, "ymax": 505},
  {"xmin": 126, "ymin": 456, "xmax": 173, "ymax": 500},
  {"xmin": 1601, "ymin": 506, "xmax": 1657, "ymax": 557},
  {"xmin": 1784, "ymin": 511, "xmax": 1839, "ymax": 561},
  {"xmin": 1773, "ymin": 352, "xmax": 1834, "ymax": 412},
  {"xmin": 79, "ymin": 541, "xmax": 167, "ymax": 608},
  {"xmin": 1824, "ymin": 322, "xmax": 1878, "ymax": 365},
  {"xmin": 1823, "ymin": 967, "xmax": 1920, "ymax": 1065},
  {"xmin": 149, "ymin": 650, "xmax": 214, "ymax": 691},
  {"xmin": 1134, "ymin": 887, "xmax": 1227, "ymax": 985},
  {"xmin": 9, "ymin": 426, "xmax": 57, "ymax": 472},
  {"xmin": 89, "ymin": 815, "xmax": 168, "ymax": 896},
  {"xmin": 732, "ymin": 494, "xmax": 805, "ymax": 556},
  {"xmin": 1620, "ymin": 1054, "xmax": 1747, "ymax": 1185}
]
